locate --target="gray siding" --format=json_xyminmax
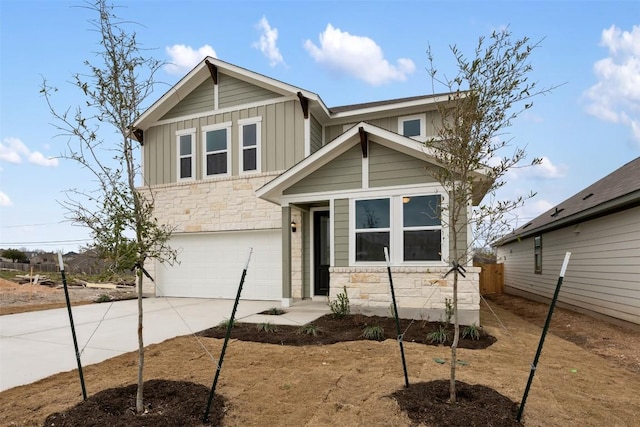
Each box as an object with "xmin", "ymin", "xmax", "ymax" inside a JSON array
[
  {"xmin": 144, "ymin": 100, "xmax": 305, "ymax": 185},
  {"xmin": 284, "ymin": 145, "xmax": 362, "ymax": 195},
  {"xmin": 310, "ymin": 115, "xmax": 323, "ymax": 153},
  {"xmin": 325, "ymin": 110, "xmax": 441, "ymax": 142},
  {"xmin": 161, "ymin": 79, "xmax": 215, "ymax": 120},
  {"xmin": 497, "ymin": 207, "xmax": 640, "ymax": 325},
  {"xmin": 368, "ymin": 142, "xmax": 435, "ymax": 187},
  {"xmin": 334, "ymin": 199, "xmax": 349, "ymax": 267},
  {"xmin": 218, "ymin": 74, "xmax": 280, "ymax": 109}
]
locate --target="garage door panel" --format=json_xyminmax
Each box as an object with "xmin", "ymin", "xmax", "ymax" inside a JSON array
[{"xmin": 156, "ymin": 231, "xmax": 281, "ymax": 300}]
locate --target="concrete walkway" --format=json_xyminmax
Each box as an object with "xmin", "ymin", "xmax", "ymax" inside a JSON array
[{"xmin": 0, "ymin": 297, "xmax": 329, "ymax": 392}]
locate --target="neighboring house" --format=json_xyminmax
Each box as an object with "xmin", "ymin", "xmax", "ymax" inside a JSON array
[
  {"xmin": 495, "ymin": 157, "xmax": 640, "ymax": 326},
  {"xmin": 133, "ymin": 57, "xmax": 490, "ymax": 323}
]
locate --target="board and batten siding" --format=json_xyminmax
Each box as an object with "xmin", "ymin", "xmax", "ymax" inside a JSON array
[
  {"xmin": 368, "ymin": 142, "xmax": 435, "ymax": 187},
  {"xmin": 283, "ymin": 145, "xmax": 362, "ymax": 195},
  {"xmin": 161, "ymin": 78, "xmax": 214, "ymax": 120},
  {"xmin": 310, "ymin": 115, "xmax": 323, "ymax": 153},
  {"xmin": 497, "ymin": 206, "xmax": 640, "ymax": 325},
  {"xmin": 144, "ymin": 100, "xmax": 305, "ymax": 185},
  {"xmin": 334, "ymin": 199, "xmax": 349, "ymax": 267},
  {"xmin": 324, "ymin": 110, "xmax": 442, "ymax": 143}
]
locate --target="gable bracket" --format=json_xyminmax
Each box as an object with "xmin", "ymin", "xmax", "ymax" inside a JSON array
[
  {"xmin": 297, "ymin": 91, "xmax": 309, "ymax": 119},
  {"xmin": 359, "ymin": 126, "xmax": 368, "ymax": 158},
  {"xmin": 205, "ymin": 59, "xmax": 218, "ymax": 85},
  {"xmin": 132, "ymin": 128, "xmax": 144, "ymax": 145}
]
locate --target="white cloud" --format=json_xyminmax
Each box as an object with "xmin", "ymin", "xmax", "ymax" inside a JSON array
[
  {"xmin": 28, "ymin": 151, "xmax": 59, "ymax": 167},
  {"xmin": 0, "ymin": 191, "xmax": 12, "ymax": 207},
  {"xmin": 584, "ymin": 25, "xmax": 640, "ymax": 145},
  {"xmin": 253, "ymin": 17, "xmax": 285, "ymax": 67},
  {"xmin": 304, "ymin": 24, "xmax": 415, "ymax": 86},
  {"xmin": 528, "ymin": 156, "xmax": 566, "ymax": 179},
  {"xmin": 164, "ymin": 44, "xmax": 217, "ymax": 75},
  {"xmin": 0, "ymin": 137, "xmax": 58, "ymax": 167}
]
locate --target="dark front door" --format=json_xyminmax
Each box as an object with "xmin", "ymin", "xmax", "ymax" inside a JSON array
[{"xmin": 313, "ymin": 210, "xmax": 330, "ymax": 296}]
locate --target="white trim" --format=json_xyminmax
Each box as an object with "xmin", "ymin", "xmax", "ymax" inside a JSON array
[
  {"xmin": 202, "ymin": 121, "xmax": 232, "ymax": 179},
  {"xmin": 304, "ymin": 118, "xmax": 311, "ymax": 157},
  {"xmin": 176, "ymin": 128, "xmax": 196, "ymax": 182},
  {"xmin": 214, "ymin": 84, "xmax": 219, "ymax": 110},
  {"xmin": 398, "ymin": 113, "xmax": 427, "ymax": 142},
  {"xmin": 362, "ymin": 152, "xmax": 369, "ymax": 189},
  {"xmin": 239, "ymin": 116, "xmax": 262, "ymax": 174},
  {"xmin": 348, "ymin": 193, "xmax": 448, "ymax": 267},
  {"xmin": 467, "ymin": 201, "xmax": 474, "ymax": 266},
  {"xmin": 310, "ymin": 207, "xmax": 330, "ymax": 297},
  {"xmin": 329, "ymin": 199, "xmax": 335, "ymax": 268}
]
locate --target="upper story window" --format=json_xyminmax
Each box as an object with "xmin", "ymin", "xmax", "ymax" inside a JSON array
[
  {"xmin": 202, "ymin": 122, "xmax": 231, "ymax": 178},
  {"xmin": 352, "ymin": 194, "xmax": 444, "ymax": 264},
  {"xmin": 398, "ymin": 114, "xmax": 427, "ymax": 142},
  {"xmin": 239, "ymin": 117, "xmax": 262, "ymax": 173},
  {"xmin": 534, "ymin": 235, "xmax": 542, "ymax": 274},
  {"xmin": 176, "ymin": 128, "xmax": 196, "ymax": 181}
]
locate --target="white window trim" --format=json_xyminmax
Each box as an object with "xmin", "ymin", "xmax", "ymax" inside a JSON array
[
  {"xmin": 349, "ymin": 192, "xmax": 449, "ymax": 267},
  {"xmin": 202, "ymin": 122, "xmax": 232, "ymax": 179},
  {"xmin": 176, "ymin": 128, "xmax": 196, "ymax": 182},
  {"xmin": 398, "ymin": 114, "xmax": 427, "ymax": 142},
  {"xmin": 238, "ymin": 116, "xmax": 262, "ymax": 174}
]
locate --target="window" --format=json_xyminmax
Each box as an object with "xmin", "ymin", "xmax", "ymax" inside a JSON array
[
  {"xmin": 176, "ymin": 128, "xmax": 195, "ymax": 181},
  {"xmin": 239, "ymin": 117, "xmax": 261, "ymax": 173},
  {"xmin": 352, "ymin": 194, "xmax": 444, "ymax": 264},
  {"xmin": 402, "ymin": 195, "xmax": 441, "ymax": 261},
  {"xmin": 355, "ymin": 199, "xmax": 390, "ymax": 261},
  {"xmin": 398, "ymin": 114, "xmax": 426, "ymax": 141},
  {"xmin": 202, "ymin": 122, "xmax": 231, "ymax": 177},
  {"xmin": 534, "ymin": 236, "xmax": 542, "ymax": 274}
]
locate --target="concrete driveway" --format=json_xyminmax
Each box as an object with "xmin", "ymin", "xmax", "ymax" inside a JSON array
[{"xmin": 0, "ymin": 297, "xmax": 328, "ymax": 391}]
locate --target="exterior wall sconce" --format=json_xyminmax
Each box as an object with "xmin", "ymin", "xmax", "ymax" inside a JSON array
[{"xmin": 290, "ymin": 221, "xmax": 297, "ymax": 233}]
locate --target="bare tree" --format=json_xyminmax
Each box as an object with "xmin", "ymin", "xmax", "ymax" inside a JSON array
[
  {"xmin": 424, "ymin": 28, "xmax": 556, "ymax": 402},
  {"xmin": 41, "ymin": 0, "xmax": 176, "ymax": 413}
]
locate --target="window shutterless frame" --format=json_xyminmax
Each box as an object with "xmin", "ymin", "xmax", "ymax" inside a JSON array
[
  {"xmin": 176, "ymin": 128, "xmax": 196, "ymax": 181},
  {"xmin": 238, "ymin": 117, "xmax": 262, "ymax": 173},
  {"xmin": 398, "ymin": 114, "xmax": 427, "ymax": 142},
  {"xmin": 202, "ymin": 122, "xmax": 232, "ymax": 178}
]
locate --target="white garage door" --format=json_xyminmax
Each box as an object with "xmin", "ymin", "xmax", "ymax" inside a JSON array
[{"xmin": 156, "ymin": 230, "xmax": 282, "ymax": 300}]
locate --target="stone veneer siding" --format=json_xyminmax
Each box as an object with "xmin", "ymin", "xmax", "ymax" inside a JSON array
[
  {"xmin": 140, "ymin": 172, "xmax": 286, "ymax": 294},
  {"xmin": 329, "ymin": 266, "xmax": 480, "ymax": 325}
]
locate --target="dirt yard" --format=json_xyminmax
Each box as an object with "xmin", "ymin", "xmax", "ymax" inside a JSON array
[{"xmin": 1, "ymin": 278, "xmax": 639, "ymax": 426}]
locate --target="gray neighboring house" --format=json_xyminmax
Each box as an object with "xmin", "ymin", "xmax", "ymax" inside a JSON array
[
  {"xmin": 495, "ymin": 157, "xmax": 640, "ymax": 327},
  {"xmin": 133, "ymin": 57, "xmax": 491, "ymax": 323}
]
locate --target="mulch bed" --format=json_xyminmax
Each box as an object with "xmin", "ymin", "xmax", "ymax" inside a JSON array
[{"xmin": 198, "ymin": 313, "xmax": 497, "ymax": 349}]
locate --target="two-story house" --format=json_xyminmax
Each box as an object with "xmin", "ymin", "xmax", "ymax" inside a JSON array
[{"xmin": 133, "ymin": 57, "xmax": 489, "ymax": 324}]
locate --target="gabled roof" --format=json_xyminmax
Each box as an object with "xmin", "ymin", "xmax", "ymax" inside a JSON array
[
  {"xmin": 496, "ymin": 156, "xmax": 640, "ymax": 245},
  {"xmin": 256, "ymin": 122, "xmax": 491, "ymax": 205},
  {"xmin": 134, "ymin": 57, "xmax": 455, "ymax": 131}
]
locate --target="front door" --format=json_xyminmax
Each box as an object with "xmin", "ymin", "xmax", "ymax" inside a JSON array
[{"xmin": 313, "ymin": 210, "xmax": 330, "ymax": 296}]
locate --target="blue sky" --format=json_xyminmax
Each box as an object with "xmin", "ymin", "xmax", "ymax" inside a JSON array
[{"xmin": 1, "ymin": 0, "xmax": 639, "ymax": 253}]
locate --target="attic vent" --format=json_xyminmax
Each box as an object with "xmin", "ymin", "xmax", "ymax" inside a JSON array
[
  {"xmin": 550, "ymin": 207, "xmax": 565, "ymax": 217},
  {"xmin": 582, "ymin": 193, "xmax": 594, "ymax": 200},
  {"xmin": 522, "ymin": 223, "xmax": 532, "ymax": 229}
]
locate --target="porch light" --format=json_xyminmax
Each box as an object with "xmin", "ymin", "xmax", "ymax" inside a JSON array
[
  {"xmin": 402, "ymin": 197, "xmax": 411, "ymax": 204},
  {"xmin": 290, "ymin": 221, "xmax": 297, "ymax": 233}
]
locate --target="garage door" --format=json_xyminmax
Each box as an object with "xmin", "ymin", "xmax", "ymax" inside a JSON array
[{"xmin": 156, "ymin": 230, "xmax": 282, "ymax": 300}]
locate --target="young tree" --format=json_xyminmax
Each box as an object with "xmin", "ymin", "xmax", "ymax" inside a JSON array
[
  {"xmin": 424, "ymin": 28, "xmax": 555, "ymax": 402},
  {"xmin": 41, "ymin": 0, "xmax": 176, "ymax": 413}
]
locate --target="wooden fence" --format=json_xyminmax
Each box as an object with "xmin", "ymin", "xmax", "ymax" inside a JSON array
[
  {"xmin": 0, "ymin": 261, "xmax": 60, "ymax": 273},
  {"xmin": 474, "ymin": 262, "xmax": 504, "ymax": 295}
]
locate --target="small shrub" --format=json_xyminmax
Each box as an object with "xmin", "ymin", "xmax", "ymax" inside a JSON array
[
  {"xmin": 427, "ymin": 325, "xmax": 449, "ymax": 344},
  {"xmin": 94, "ymin": 293, "xmax": 112, "ymax": 303},
  {"xmin": 462, "ymin": 323, "xmax": 480, "ymax": 340},
  {"xmin": 256, "ymin": 322, "xmax": 278, "ymax": 333},
  {"xmin": 298, "ymin": 323, "xmax": 322, "ymax": 336},
  {"xmin": 265, "ymin": 307, "xmax": 286, "ymax": 315},
  {"xmin": 328, "ymin": 286, "xmax": 350, "ymax": 318},
  {"xmin": 218, "ymin": 318, "xmax": 236, "ymax": 329},
  {"xmin": 362, "ymin": 325, "xmax": 385, "ymax": 341}
]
